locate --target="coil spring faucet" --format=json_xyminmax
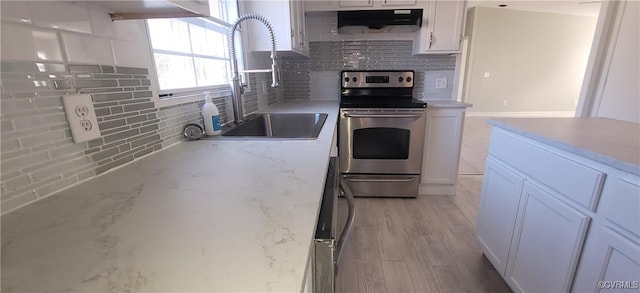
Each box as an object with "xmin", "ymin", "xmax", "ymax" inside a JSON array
[{"xmin": 228, "ymin": 13, "xmax": 279, "ymax": 125}]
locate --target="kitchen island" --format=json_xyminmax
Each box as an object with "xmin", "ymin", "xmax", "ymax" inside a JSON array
[
  {"xmin": 476, "ymin": 117, "xmax": 640, "ymax": 293},
  {"xmin": 1, "ymin": 100, "xmax": 339, "ymax": 292}
]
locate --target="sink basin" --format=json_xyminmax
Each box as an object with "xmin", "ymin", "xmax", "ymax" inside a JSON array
[{"xmin": 218, "ymin": 113, "xmax": 328, "ymax": 139}]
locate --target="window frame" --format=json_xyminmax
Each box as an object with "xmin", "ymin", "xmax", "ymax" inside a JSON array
[{"xmin": 147, "ymin": 0, "xmax": 241, "ymax": 108}]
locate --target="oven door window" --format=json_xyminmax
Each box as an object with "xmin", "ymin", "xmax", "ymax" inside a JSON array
[{"xmin": 352, "ymin": 127, "xmax": 410, "ymax": 160}]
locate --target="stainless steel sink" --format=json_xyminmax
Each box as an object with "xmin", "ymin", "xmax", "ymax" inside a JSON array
[{"xmin": 216, "ymin": 113, "xmax": 328, "ymax": 139}]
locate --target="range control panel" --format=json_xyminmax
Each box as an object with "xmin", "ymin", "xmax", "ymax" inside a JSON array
[{"xmin": 341, "ymin": 71, "xmax": 414, "ymax": 88}]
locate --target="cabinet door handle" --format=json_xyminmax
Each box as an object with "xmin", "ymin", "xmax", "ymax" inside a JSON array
[{"xmin": 430, "ymin": 32, "xmax": 434, "ymax": 48}]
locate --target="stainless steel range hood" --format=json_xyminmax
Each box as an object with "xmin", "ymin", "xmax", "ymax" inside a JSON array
[{"xmin": 337, "ymin": 9, "xmax": 423, "ymax": 34}]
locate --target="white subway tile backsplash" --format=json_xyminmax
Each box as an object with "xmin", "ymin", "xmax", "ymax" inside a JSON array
[
  {"xmin": 111, "ymin": 19, "xmax": 147, "ymax": 41},
  {"xmin": 28, "ymin": 1, "xmax": 92, "ymax": 33},
  {"xmin": 61, "ymin": 32, "xmax": 114, "ymax": 65},
  {"xmin": 89, "ymin": 8, "xmax": 114, "ymax": 38},
  {"xmin": 1, "ymin": 1, "xmax": 32, "ymax": 23},
  {"xmin": 1, "ymin": 22, "xmax": 63, "ymax": 62},
  {"xmin": 111, "ymin": 40, "xmax": 152, "ymax": 68}
]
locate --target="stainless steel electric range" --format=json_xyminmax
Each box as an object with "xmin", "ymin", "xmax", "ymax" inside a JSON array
[{"xmin": 339, "ymin": 70, "xmax": 427, "ymax": 198}]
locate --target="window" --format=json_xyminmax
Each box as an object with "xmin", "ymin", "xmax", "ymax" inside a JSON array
[{"xmin": 147, "ymin": 0, "xmax": 240, "ymax": 97}]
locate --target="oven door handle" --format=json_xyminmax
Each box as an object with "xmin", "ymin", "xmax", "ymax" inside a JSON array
[
  {"xmin": 343, "ymin": 113, "xmax": 423, "ymax": 118},
  {"xmin": 344, "ymin": 177, "xmax": 417, "ymax": 183}
]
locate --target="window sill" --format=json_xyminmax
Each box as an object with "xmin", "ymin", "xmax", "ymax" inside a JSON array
[
  {"xmin": 154, "ymin": 94, "xmax": 203, "ymax": 108},
  {"xmin": 153, "ymin": 85, "xmax": 232, "ymax": 109}
]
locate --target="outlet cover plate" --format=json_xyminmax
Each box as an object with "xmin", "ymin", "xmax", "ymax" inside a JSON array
[
  {"xmin": 62, "ymin": 94, "xmax": 101, "ymax": 143},
  {"xmin": 435, "ymin": 77, "xmax": 447, "ymax": 89}
]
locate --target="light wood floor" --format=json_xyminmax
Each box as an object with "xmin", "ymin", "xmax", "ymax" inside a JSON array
[
  {"xmin": 335, "ymin": 115, "xmax": 511, "ymax": 293},
  {"xmin": 458, "ymin": 116, "xmax": 493, "ymax": 175}
]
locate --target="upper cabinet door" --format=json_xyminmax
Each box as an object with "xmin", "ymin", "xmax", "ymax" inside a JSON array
[
  {"xmin": 380, "ymin": 0, "xmax": 417, "ymax": 6},
  {"xmin": 339, "ymin": 0, "xmax": 373, "ymax": 7},
  {"xmin": 290, "ymin": 0, "xmax": 308, "ymax": 52},
  {"xmin": 305, "ymin": 0, "xmax": 340, "ymax": 12},
  {"xmin": 241, "ymin": 0, "xmax": 309, "ymax": 55},
  {"xmin": 339, "ymin": 0, "xmax": 417, "ymax": 9},
  {"xmin": 413, "ymin": 0, "xmax": 467, "ymax": 54}
]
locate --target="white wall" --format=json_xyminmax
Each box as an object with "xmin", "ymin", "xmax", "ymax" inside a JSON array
[
  {"xmin": 590, "ymin": 1, "xmax": 639, "ymax": 123},
  {"xmin": 464, "ymin": 7, "xmax": 598, "ymax": 114}
]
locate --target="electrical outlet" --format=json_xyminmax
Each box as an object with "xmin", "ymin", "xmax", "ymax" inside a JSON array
[
  {"xmin": 62, "ymin": 94, "xmax": 101, "ymax": 143},
  {"xmin": 435, "ymin": 77, "xmax": 447, "ymax": 89}
]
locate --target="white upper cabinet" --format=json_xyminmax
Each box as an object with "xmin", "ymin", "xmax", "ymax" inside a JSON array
[
  {"xmin": 381, "ymin": 0, "xmax": 418, "ymax": 6},
  {"xmin": 339, "ymin": 0, "xmax": 417, "ymax": 8},
  {"xmin": 306, "ymin": 0, "xmax": 418, "ymax": 11},
  {"xmin": 305, "ymin": 0, "xmax": 340, "ymax": 12},
  {"xmin": 413, "ymin": 0, "xmax": 467, "ymax": 54},
  {"xmin": 304, "ymin": 0, "xmax": 467, "ymax": 54},
  {"xmin": 241, "ymin": 0, "xmax": 309, "ymax": 55}
]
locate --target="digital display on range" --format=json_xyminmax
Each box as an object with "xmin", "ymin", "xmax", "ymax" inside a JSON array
[{"xmin": 365, "ymin": 76, "xmax": 389, "ymax": 83}]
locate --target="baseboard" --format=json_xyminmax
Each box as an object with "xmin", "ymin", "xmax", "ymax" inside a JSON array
[
  {"xmin": 419, "ymin": 184, "xmax": 457, "ymax": 196},
  {"xmin": 465, "ymin": 111, "xmax": 575, "ymax": 117}
]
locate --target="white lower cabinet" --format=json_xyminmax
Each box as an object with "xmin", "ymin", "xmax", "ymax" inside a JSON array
[
  {"xmin": 476, "ymin": 127, "xmax": 640, "ymax": 293},
  {"xmin": 476, "ymin": 159, "xmax": 591, "ymax": 293},
  {"xmin": 475, "ymin": 158, "xmax": 524, "ymax": 275},
  {"xmin": 506, "ymin": 182, "xmax": 590, "ymax": 293},
  {"xmin": 572, "ymin": 174, "xmax": 640, "ymax": 292},
  {"xmin": 573, "ymin": 227, "xmax": 640, "ymax": 292},
  {"xmin": 419, "ymin": 107, "xmax": 466, "ymax": 195}
]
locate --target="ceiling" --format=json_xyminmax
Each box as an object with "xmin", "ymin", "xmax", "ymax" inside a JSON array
[{"xmin": 468, "ymin": 0, "xmax": 601, "ymax": 17}]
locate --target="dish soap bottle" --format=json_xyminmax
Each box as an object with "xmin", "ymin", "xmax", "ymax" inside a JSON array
[{"xmin": 201, "ymin": 92, "xmax": 221, "ymax": 136}]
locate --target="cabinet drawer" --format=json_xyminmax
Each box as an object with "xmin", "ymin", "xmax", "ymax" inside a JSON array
[
  {"xmin": 602, "ymin": 177, "xmax": 640, "ymax": 238},
  {"xmin": 489, "ymin": 129, "xmax": 605, "ymax": 210}
]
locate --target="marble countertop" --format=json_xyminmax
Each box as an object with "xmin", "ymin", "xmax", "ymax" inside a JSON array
[
  {"xmin": 1, "ymin": 100, "xmax": 339, "ymax": 292},
  {"xmin": 424, "ymin": 100, "xmax": 473, "ymax": 108},
  {"xmin": 488, "ymin": 117, "xmax": 640, "ymax": 176}
]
